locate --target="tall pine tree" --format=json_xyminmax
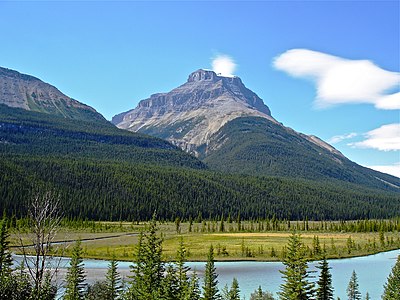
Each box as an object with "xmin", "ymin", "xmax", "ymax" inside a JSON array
[
  {"xmin": 63, "ymin": 240, "xmax": 86, "ymax": 300},
  {"xmin": 126, "ymin": 214, "xmax": 164, "ymax": 300},
  {"xmin": 382, "ymin": 255, "xmax": 400, "ymax": 300},
  {"xmin": 279, "ymin": 232, "xmax": 314, "ymax": 300},
  {"xmin": 202, "ymin": 245, "xmax": 221, "ymax": 300},
  {"xmin": 346, "ymin": 270, "xmax": 361, "ymax": 300},
  {"xmin": 105, "ymin": 255, "xmax": 122, "ymax": 299},
  {"xmin": 316, "ymin": 255, "xmax": 334, "ymax": 300}
]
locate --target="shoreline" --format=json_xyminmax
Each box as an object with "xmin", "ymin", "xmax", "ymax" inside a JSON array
[{"xmin": 12, "ymin": 246, "xmax": 400, "ymax": 264}]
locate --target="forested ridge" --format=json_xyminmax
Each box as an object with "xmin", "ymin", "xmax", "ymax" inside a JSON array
[
  {"xmin": 0, "ymin": 105, "xmax": 399, "ymax": 221},
  {"xmin": 204, "ymin": 117, "xmax": 400, "ymax": 191}
]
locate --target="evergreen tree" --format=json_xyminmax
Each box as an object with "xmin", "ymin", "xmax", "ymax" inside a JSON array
[
  {"xmin": 346, "ymin": 270, "xmax": 361, "ymax": 300},
  {"xmin": 162, "ymin": 264, "xmax": 179, "ymax": 300},
  {"xmin": 126, "ymin": 214, "xmax": 164, "ymax": 300},
  {"xmin": 382, "ymin": 255, "xmax": 400, "ymax": 300},
  {"xmin": 184, "ymin": 271, "xmax": 201, "ymax": 300},
  {"xmin": 316, "ymin": 256, "xmax": 334, "ymax": 300},
  {"xmin": 175, "ymin": 238, "xmax": 191, "ymax": 299},
  {"xmin": 202, "ymin": 245, "xmax": 221, "ymax": 300},
  {"xmin": 229, "ymin": 277, "xmax": 240, "ymax": 300},
  {"xmin": 250, "ymin": 286, "xmax": 275, "ymax": 300},
  {"xmin": 63, "ymin": 240, "xmax": 86, "ymax": 300},
  {"xmin": 221, "ymin": 284, "xmax": 230, "ymax": 300},
  {"xmin": 279, "ymin": 232, "xmax": 314, "ymax": 300},
  {"xmin": 105, "ymin": 256, "xmax": 122, "ymax": 299},
  {"xmin": 0, "ymin": 218, "xmax": 12, "ymax": 276},
  {"xmin": 364, "ymin": 292, "xmax": 370, "ymax": 300}
]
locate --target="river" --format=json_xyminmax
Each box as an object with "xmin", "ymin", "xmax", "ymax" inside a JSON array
[{"xmin": 13, "ymin": 249, "xmax": 399, "ymax": 299}]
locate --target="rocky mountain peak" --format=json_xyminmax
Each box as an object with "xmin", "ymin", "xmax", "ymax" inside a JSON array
[
  {"xmin": 114, "ymin": 69, "xmax": 276, "ymax": 155},
  {"xmin": 187, "ymin": 69, "xmax": 220, "ymax": 82}
]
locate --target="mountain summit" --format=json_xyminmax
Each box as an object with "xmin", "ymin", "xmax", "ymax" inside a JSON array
[
  {"xmin": 114, "ymin": 69, "xmax": 275, "ymax": 155},
  {"xmin": 0, "ymin": 66, "xmax": 105, "ymax": 122},
  {"xmin": 113, "ymin": 69, "xmax": 399, "ymax": 190}
]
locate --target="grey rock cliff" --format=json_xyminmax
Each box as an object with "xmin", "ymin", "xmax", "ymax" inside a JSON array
[{"xmin": 115, "ymin": 69, "xmax": 276, "ymax": 155}]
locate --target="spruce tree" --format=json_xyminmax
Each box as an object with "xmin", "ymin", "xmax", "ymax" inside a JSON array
[
  {"xmin": 316, "ymin": 256, "xmax": 334, "ymax": 300},
  {"xmin": 185, "ymin": 271, "xmax": 201, "ymax": 300},
  {"xmin": 229, "ymin": 277, "xmax": 240, "ymax": 300},
  {"xmin": 382, "ymin": 255, "xmax": 400, "ymax": 300},
  {"xmin": 250, "ymin": 286, "xmax": 275, "ymax": 300},
  {"xmin": 346, "ymin": 270, "xmax": 361, "ymax": 300},
  {"xmin": 202, "ymin": 245, "xmax": 221, "ymax": 300},
  {"xmin": 126, "ymin": 214, "xmax": 164, "ymax": 300},
  {"xmin": 279, "ymin": 233, "xmax": 314, "ymax": 300},
  {"xmin": 63, "ymin": 240, "xmax": 86, "ymax": 300},
  {"xmin": 175, "ymin": 238, "xmax": 191, "ymax": 298},
  {"xmin": 105, "ymin": 256, "xmax": 122, "ymax": 299},
  {"xmin": 0, "ymin": 218, "xmax": 12, "ymax": 276}
]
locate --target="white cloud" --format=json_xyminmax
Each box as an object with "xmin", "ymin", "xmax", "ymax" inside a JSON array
[
  {"xmin": 328, "ymin": 132, "xmax": 357, "ymax": 144},
  {"xmin": 376, "ymin": 92, "xmax": 400, "ymax": 110},
  {"xmin": 349, "ymin": 123, "xmax": 400, "ymax": 151},
  {"xmin": 273, "ymin": 49, "xmax": 400, "ymax": 110},
  {"xmin": 212, "ymin": 54, "xmax": 237, "ymax": 77},
  {"xmin": 367, "ymin": 163, "xmax": 400, "ymax": 178}
]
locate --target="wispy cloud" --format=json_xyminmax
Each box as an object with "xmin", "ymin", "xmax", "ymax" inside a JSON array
[
  {"xmin": 367, "ymin": 162, "xmax": 400, "ymax": 178},
  {"xmin": 273, "ymin": 49, "xmax": 400, "ymax": 110},
  {"xmin": 349, "ymin": 123, "xmax": 400, "ymax": 151},
  {"xmin": 212, "ymin": 54, "xmax": 237, "ymax": 77},
  {"xmin": 328, "ymin": 132, "xmax": 357, "ymax": 144}
]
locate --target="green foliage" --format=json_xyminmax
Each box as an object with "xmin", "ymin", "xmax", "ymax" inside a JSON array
[
  {"xmin": 126, "ymin": 215, "xmax": 164, "ymax": 299},
  {"xmin": 0, "ymin": 218, "xmax": 12, "ymax": 276},
  {"xmin": 1, "ymin": 106, "xmax": 400, "ymax": 222},
  {"xmin": 63, "ymin": 240, "xmax": 86, "ymax": 300},
  {"xmin": 250, "ymin": 286, "xmax": 275, "ymax": 300},
  {"xmin": 105, "ymin": 256, "xmax": 122, "ymax": 299},
  {"xmin": 382, "ymin": 255, "xmax": 400, "ymax": 300},
  {"xmin": 202, "ymin": 245, "xmax": 221, "ymax": 300},
  {"xmin": 228, "ymin": 278, "xmax": 240, "ymax": 300},
  {"xmin": 316, "ymin": 256, "xmax": 334, "ymax": 300},
  {"xmin": 204, "ymin": 117, "xmax": 400, "ymax": 192},
  {"xmin": 279, "ymin": 233, "xmax": 315, "ymax": 300},
  {"xmin": 346, "ymin": 270, "xmax": 362, "ymax": 300}
]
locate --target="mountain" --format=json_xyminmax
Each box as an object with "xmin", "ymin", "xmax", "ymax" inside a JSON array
[
  {"xmin": 1, "ymin": 68, "xmax": 399, "ymax": 221},
  {"xmin": 0, "ymin": 66, "xmax": 106, "ymax": 123},
  {"xmin": 114, "ymin": 69, "xmax": 400, "ymax": 190},
  {"xmin": 114, "ymin": 69, "xmax": 276, "ymax": 156},
  {"xmin": 1, "ymin": 105, "xmax": 399, "ymax": 221}
]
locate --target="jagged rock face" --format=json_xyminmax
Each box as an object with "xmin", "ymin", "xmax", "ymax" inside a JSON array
[
  {"xmin": 0, "ymin": 67, "xmax": 105, "ymax": 122},
  {"xmin": 115, "ymin": 69, "xmax": 276, "ymax": 156}
]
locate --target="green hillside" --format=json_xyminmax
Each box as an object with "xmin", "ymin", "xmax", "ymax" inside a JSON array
[
  {"xmin": 0, "ymin": 104, "xmax": 206, "ymax": 168},
  {"xmin": 0, "ymin": 105, "xmax": 399, "ymax": 221},
  {"xmin": 203, "ymin": 117, "xmax": 400, "ymax": 191}
]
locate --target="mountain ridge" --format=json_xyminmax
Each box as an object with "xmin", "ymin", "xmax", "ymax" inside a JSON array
[
  {"xmin": 114, "ymin": 69, "xmax": 276, "ymax": 155},
  {"xmin": 113, "ymin": 69, "xmax": 400, "ymax": 189},
  {"xmin": 0, "ymin": 66, "xmax": 106, "ymax": 123}
]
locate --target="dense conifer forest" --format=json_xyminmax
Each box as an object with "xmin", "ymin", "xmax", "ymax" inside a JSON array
[{"xmin": 1, "ymin": 105, "xmax": 399, "ymax": 222}]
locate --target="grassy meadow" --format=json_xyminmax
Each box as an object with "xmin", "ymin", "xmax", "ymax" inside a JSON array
[{"xmin": 10, "ymin": 220, "xmax": 400, "ymax": 262}]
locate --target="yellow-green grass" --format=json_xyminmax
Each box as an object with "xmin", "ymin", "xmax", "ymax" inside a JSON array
[{"xmin": 10, "ymin": 221, "xmax": 400, "ymax": 262}]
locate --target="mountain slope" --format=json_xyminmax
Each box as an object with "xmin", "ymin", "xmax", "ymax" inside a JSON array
[
  {"xmin": 114, "ymin": 69, "xmax": 276, "ymax": 155},
  {"xmin": 204, "ymin": 116, "xmax": 399, "ymax": 191},
  {"xmin": 0, "ymin": 104, "xmax": 206, "ymax": 169},
  {"xmin": 113, "ymin": 69, "xmax": 400, "ymax": 191},
  {"xmin": 0, "ymin": 66, "xmax": 106, "ymax": 123}
]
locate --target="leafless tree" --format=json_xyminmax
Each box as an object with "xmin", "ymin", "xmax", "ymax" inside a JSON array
[{"xmin": 18, "ymin": 190, "xmax": 64, "ymax": 295}]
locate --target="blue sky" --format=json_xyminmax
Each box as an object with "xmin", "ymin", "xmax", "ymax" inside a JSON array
[{"xmin": 0, "ymin": 1, "xmax": 399, "ymax": 176}]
